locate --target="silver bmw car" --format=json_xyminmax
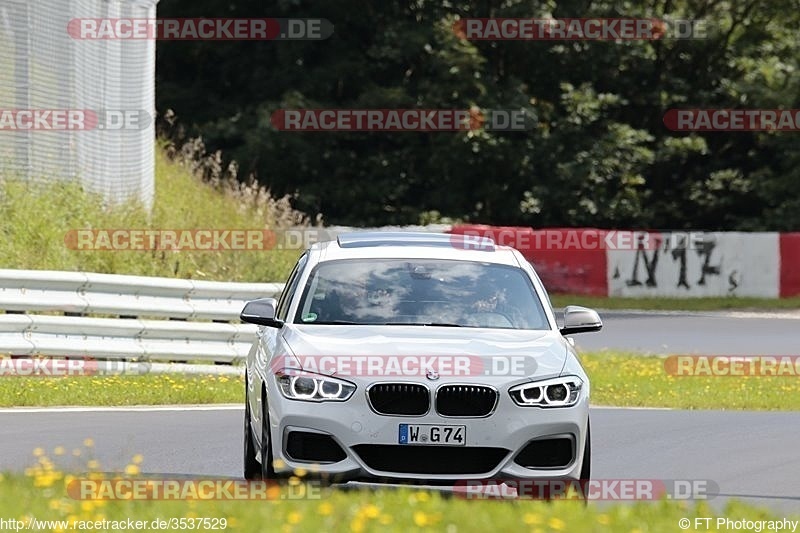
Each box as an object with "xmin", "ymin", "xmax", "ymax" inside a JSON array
[{"xmin": 241, "ymin": 232, "xmax": 602, "ymax": 486}]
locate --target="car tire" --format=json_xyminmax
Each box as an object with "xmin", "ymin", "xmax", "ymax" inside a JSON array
[
  {"xmin": 260, "ymin": 392, "xmax": 277, "ymax": 479},
  {"xmin": 243, "ymin": 386, "xmax": 261, "ymax": 480}
]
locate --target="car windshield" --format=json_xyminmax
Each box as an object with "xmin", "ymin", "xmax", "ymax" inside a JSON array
[{"xmin": 293, "ymin": 259, "xmax": 549, "ymax": 330}]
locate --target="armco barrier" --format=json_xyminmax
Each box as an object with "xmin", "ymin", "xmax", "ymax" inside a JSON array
[
  {"xmin": 0, "ymin": 270, "xmax": 283, "ymax": 363},
  {"xmin": 0, "ymin": 228, "xmax": 795, "ymax": 364},
  {"xmin": 450, "ymin": 225, "xmax": 798, "ymax": 298}
]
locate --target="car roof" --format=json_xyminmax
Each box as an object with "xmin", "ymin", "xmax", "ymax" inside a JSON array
[{"xmin": 308, "ymin": 232, "xmax": 522, "ymax": 266}]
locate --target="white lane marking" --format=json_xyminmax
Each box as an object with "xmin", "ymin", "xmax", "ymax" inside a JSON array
[
  {"xmin": 723, "ymin": 311, "xmax": 800, "ymax": 320},
  {"xmin": 591, "ymin": 405, "xmax": 674, "ymax": 410},
  {"xmin": 0, "ymin": 404, "xmax": 244, "ymax": 413},
  {"xmin": 599, "ymin": 309, "xmax": 800, "ymax": 320}
]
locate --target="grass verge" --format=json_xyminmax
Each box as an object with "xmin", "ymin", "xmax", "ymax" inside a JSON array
[
  {"xmin": 0, "ymin": 374, "xmax": 241, "ymax": 407},
  {"xmin": 582, "ymin": 352, "xmax": 800, "ymax": 410},
  {"xmin": 551, "ymin": 294, "xmax": 800, "ymax": 311},
  {"xmin": 1, "ymin": 352, "xmax": 799, "ymax": 410},
  {"xmin": 4, "ymin": 458, "xmax": 795, "ymax": 533},
  {"xmin": 0, "ymin": 148, "xmax": 302, "ymax": 282}
]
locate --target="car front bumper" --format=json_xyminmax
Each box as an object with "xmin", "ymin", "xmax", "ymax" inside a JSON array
[{"xmin": 264, "ymin": 379, "xmax": 590, "ymax": 482}]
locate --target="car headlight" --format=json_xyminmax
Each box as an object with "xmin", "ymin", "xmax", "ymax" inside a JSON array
[
  {"xmin": 509, "ymin": 376, "xmax": 583, "ymax": 408},
  {"xmin": 276, "ymin": 371, "xmax": 356, "ymax": 402}
]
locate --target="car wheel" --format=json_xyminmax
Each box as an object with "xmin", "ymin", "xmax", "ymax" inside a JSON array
[
  {"xmin": 243, "ymin": 386, "xmax": 261, "ymax": 480},
  {"xmin": 260, "ymin": 392, "xmax": 277, "ymax": 479}
]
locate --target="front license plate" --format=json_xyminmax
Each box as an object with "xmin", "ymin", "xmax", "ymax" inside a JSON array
[{"xmin": 398, "ymin": 424, "xmax": 466, "ymax": 446}]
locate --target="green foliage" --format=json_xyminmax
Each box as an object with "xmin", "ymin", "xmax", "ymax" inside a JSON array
[
  {"xmin": 5, "ymin": 465, "xmax": 795, "ymax": 533},
  {"xmin": 156, "ymin": 0, "xmax": 800, "ymax": 229}
]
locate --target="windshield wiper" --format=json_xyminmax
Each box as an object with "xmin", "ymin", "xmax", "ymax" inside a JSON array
[
  {"xmin": 382, "ymin": 322, "xmax": 463, "ymax": 327},
  {"xmin": 305, "ymin": 320, "xmax": 359, "ymax": 325},
  {"xmin": 303, "ymin": 320, "xmax": 465, "ymax": 327}
]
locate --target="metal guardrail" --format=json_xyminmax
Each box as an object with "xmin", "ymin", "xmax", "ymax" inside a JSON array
[{"xmin": 0, "ymin": 270, "xmax": 284, "ymax": 364}]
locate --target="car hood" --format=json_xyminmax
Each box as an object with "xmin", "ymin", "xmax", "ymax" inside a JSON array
[{"xmin": 278, "ymin": 325, "xmax": 568, "ymax": 383}]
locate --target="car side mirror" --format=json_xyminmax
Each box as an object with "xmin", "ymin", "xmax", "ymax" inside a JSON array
[
  {"xmin": 240, "ymin": 298, "xmax": 284, "ymax": 328},
  {"xmin": 560, "ymin": 305, "xmax": 602, "ymax": 335}
]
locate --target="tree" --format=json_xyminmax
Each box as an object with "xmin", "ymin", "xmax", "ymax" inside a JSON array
[{"xmin": 156, "ymin": 0, "xmax": 800, "ymax": 229}]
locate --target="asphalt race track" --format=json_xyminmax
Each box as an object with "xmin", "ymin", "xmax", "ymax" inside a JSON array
[
  {"xmin": 1, "ymin": 406, "xmax": 799, "ymax": 513},
  {"xmin": 573, "ymin": 310, "xmax": 800, "ymax": 355},
  {"xmin": 3, "ymin": 312, "xmax": 799, "ymax": 514}
]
